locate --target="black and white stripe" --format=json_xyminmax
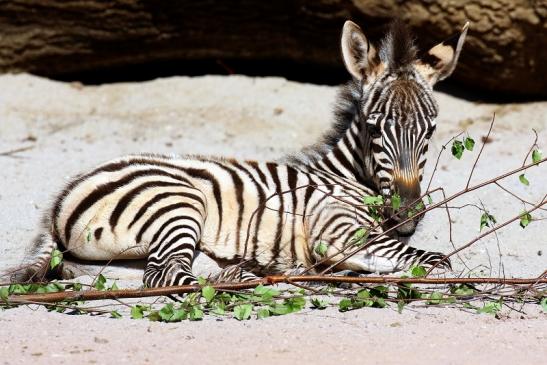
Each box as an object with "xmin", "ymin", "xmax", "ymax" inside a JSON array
[{"xmin": 5, "ymin": 19, "xmax": 469, "ymax": 286}]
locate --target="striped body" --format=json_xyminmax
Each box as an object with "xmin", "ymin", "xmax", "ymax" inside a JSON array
[{"xmin": 53, "ymin": 154, "xmax": 392, "ymax": 277}]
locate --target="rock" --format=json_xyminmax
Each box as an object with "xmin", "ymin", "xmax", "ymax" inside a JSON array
[{"xmin": 0, "ymin": 1, "xmax": 545, "ymax": 96}]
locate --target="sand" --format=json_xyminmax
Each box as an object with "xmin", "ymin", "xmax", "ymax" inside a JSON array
[{"xmin": 0, "ymin": 74, "xmax": 545, "ymax": 364}]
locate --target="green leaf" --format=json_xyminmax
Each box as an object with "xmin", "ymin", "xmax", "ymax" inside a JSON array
[
  {"xmin": 314, "ymin": 242, "xmax": 328, "ymax": 257},
  {"xmin": 257, "ymin": 308, "xmax": 271, "ymax": 319},
  {"xmin": 540, "ymin": 297, "xmax": 547, "ymax": 312},
  {"xmin": 147, "ymin": 311, "xmax": 161, "ymax": 322},
  {"xmin": 427, "ymin": 194, "xmax": 433, "ymax": 205},
  {"xmin": 451, "ymin": 140, "xmax": 464, "ymax": 159},
  {"xmin": 131, "ymin": 305, "xmax": 144, "ymax": 319},
  {"xmin": 109, "ymin": 281, "xmax": 119, "ymax": 291},
  {"xmin": 477, "ymin": 301, "xmax": 502, "ymax": 315},
  {"xmin": 286, "ymin": 296, "xmax": 306, "ymax": 312},
  {"xmin": 188, "ymin": 306, "xmax": 203, "ymax": 321},
  {"xmin": 9, "ymin": 284, "xmax": 29, "ymax": 294},
  {"xmin": 253, "ymin": 285, "xmax": 279, "ymax": 302},
  {"xmin": 352, "ymin": 228, "xmax": 369, "ymax": 246},
  {"xmin": 211, "ymin": 302, "xmax": 226, "ymax": 315},
  {"xmin": 532, "ymin": 149, "xmax": 542, "ymax": 164},
  {"xmin": 370, "ymin": 285, "xmax": 388, "ymax": 299},
  {"xmin": 391, "ymin": 194, "xmax": 401, "ymax": 211},
  {"xmin": 480, "ymin": 212, "xmax": 496, "ymax": 231},
  {"xmin": 363, "ymin": 195, "xmax": 384, "ymax": 206},
  {"xmin": 233, "ymin": 304, "xmax": 252, "ymax": 320},
  {"xmin": 464, "ymin": 137, "xmax": 475, "ymax": 151},
  {"xmin": 397, "ymin": 300, "xmax": 405, "ymax": 313},
  {"xmin": 410, "ymin": 266, "xmax": 427, "ymax": 278},
  {"xmin": 519, "ymin": 174, "xmax": 530, "ymax": 186},
  {"xmin": 427, "ymin": 292, "xmax": 444, "ymax": 305},
  {"xmin": 338, "ymin": 298, "xmax": 352, "ymax": 312},
  {"xmin": 415, "ymin": 201, "xmax": 425, "ymax": 211},
  {"xmin": 373, "ymin": 297, "xmax": 387, "ymax": 308},
  {"xmin": 201, "ymin": 285, "xmax": 216, "ymax": 303},
  {"xmin": 452, "ymin": 284, "xmax": 475, "ymax": 296},
  {"xmin": 50, "ymin": 249, "xmax": 63, "ymax": 270},
  {"xmin": 110, "ymin": 311, "xmax": 122, "ymax": 319},
  {"xmin": 197, "ymin": 276, "xmax": 207, "ymax": 286},
  {"xmin": 94, "ymin": 274, "xmax": 107, "ymax": 290},
  {"xmin": 269, "ymin": 303, "xmax": 292, "ymax": 315},
  {"xmin": 310, "ymin": 297, "xmax": 328, "ymax": 309},
  {"xmin": 158, "ymin": 303, "xmax": 175, "ymax": 321},
  {"xmin": 356, "ymin": 289, "xmax": 374, "ymax": 307},
  {"xmin": 0, "ymin": 287, "xmax": 9, "ymax": 302},
  {"xmin": 519, "ymin": 212, "xmax": 532, "ymax": 228}
]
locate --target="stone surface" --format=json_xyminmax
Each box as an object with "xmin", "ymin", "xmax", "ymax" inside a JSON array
[{"xmin": 0, "ymin": 1, "xmax": 546, "ymax": 96}]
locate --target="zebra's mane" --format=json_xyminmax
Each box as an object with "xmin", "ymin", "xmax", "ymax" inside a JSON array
[
  {"xmin": 283, "ymin": 80, "xmax": 361, "ymax": 166},
  {"xmin": 380, "ymin": 19, "xmax": 417, "ymax": 72}
]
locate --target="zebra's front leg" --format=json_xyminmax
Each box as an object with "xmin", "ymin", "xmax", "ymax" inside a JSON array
[
  {"xmin": 319, "ymin": 234, "xmax": 450, "ymax": 274},
  {"xmin": 359, "ymin": 234, "xmax": 450, "ymax": 273}
]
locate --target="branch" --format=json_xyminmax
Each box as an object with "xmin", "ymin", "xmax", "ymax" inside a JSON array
[{"xmin": 5, "ymin": 275, "xmax": 547, "ymax": 304}]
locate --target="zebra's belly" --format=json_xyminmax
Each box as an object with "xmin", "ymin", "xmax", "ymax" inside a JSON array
[{"xmin": 199, "ymin": 207, "xmax": 311, "ymax": 273}]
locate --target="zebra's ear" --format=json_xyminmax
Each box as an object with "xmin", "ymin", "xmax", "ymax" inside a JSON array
[
  {"xmin": 415, "ymin": 22, "xmax": 469, "ymax": 85},
  {"xmin": 341, "ymin": 21, "xmax": 375, "ymax": 81}
]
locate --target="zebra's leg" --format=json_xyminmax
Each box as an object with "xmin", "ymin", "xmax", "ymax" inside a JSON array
[
  {"xmin": 335, "ymin": 234, "xmax": 450, "ymax": 274},
  {"xmin": 211, "ymin": 265, "xmax": 260, "ymax": 283},
  {"xmin": 143, "ymin": 216, "xmax": 202, "ymax": 288}
]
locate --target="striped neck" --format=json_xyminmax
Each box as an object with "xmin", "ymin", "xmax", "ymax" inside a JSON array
[{"xmin": 308, "ymin": 115, "xmax": 375, "ymax": 187}]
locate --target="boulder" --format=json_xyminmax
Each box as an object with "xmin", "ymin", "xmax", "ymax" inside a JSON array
[{"xmin": 0, "ymin": 0, "xmax": 545, "ymax": 96}]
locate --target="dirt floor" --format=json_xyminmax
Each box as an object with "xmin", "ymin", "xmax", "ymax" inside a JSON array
[{"xmin": 0, "ymin": 74, "xmax": 545, "ymax": 364}]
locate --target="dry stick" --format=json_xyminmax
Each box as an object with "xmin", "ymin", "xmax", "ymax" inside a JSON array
[
  {"xmin": 425, "ymin": 195, "xmax": 547, "ymax": 275},
  {"xmin": 6, "ymin": 275, "xmax": 547, "ymax": 304},
  {"xmin": 494, "ymin": 181, "xmax": 547, "ymax": 212},
  {"xmin": 465, "ymin": 114, "xmax": 495, "ymax": 189},
  {"xmin": 0, "ymin": 145, "xmax": 34, "ymax": 158}
]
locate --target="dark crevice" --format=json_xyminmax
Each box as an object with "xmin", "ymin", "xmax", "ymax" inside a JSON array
[{"xmin": 50, "ymin": 58, "xmax": 543, "ymax": 103}]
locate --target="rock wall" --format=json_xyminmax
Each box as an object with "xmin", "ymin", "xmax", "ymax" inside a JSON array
[{"xmin": 0, "ymin": 0, "xmax": 545, "ymax": 96}]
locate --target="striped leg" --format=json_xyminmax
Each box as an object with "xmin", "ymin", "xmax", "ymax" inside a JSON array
[
  {"xmin": 342, "ymin": 234, "xmax": 450, "ymax": 273},
  {"xmin": 211, "ymin": 265, "xmax": 259, "ymax": 283},
  {"xmin": 143, "ymin": 215, "xmax": 202, "ymax": 288}
]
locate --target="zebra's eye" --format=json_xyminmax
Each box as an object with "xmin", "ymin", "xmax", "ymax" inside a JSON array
[
  {"xmin": 367, "ymin": 124, "xmax": 382, "ymax": 139},
  {"xmin": 425, "ymin": 125, "xmax": 437, "ymax": 139}
]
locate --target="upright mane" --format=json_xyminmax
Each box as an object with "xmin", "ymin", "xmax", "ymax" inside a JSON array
[
  {"xmin": 282, "ymin": 80, "xmax": 361, "ymax": 166},
  {"xmin": 380, "ymin": 19, "xmax": 417, "ymax": 72}
]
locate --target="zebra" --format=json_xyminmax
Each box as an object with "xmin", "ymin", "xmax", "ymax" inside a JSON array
[{"xmin": 4, "ymin": 20, "xmax": 468, "ymax": 288}]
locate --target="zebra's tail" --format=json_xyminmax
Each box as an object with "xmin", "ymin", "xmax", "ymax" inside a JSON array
[{"xmin": 1, "ymin": 232, "xmax": 59, "ymax": 283}]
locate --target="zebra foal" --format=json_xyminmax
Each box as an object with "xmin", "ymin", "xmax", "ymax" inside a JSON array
[{"xmin": 4, "ymin": 20, "xmax": 469, "ymax": 287}]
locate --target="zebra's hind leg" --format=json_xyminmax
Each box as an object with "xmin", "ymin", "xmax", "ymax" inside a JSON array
[
  {"xmin": 143, "ymin": 217, "xmax": 202, "ymax": 289},
  {"xmin": 344, "ymin": 234, "xmax": 450, "ymax": 274},
  {"xmin": 211, "ymin": 265, "xmax": 259, "ymax": 283}
]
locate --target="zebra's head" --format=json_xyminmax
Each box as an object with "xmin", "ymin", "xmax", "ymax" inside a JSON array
[{"xmin": 341, "ymin": 20, "xmax": 468, "ymax": 235}]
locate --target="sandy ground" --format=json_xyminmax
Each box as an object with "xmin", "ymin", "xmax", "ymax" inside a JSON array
[{"xmin": 0, "ymin": 74, "xmax": 545, "ymax": 364}]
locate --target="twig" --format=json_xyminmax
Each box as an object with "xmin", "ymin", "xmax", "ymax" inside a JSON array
[
  {"xmin": 0, "ymin": 145, "xmax": 34, "ymax": 158},
  {"xmin": 465, "ymin": 114, "xmax": 495, "ymax": 189},
  {"xmin": 426, "ymin": 195, "xmax": 547, "ymax": 275}
]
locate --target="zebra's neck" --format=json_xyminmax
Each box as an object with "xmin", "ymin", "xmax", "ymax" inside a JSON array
[
  {"xmin": 309, "ymin": 117, "xmax": 374, "ymax": 186},
  {"xmin": 288, "ymin": 82, "xmax": 376, "ymax": 190}
]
